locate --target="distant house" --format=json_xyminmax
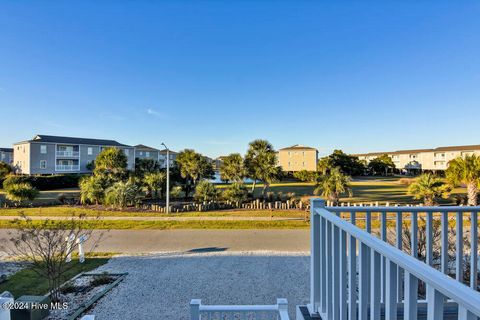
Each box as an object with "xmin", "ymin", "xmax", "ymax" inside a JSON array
[
  {"xmin": 213, "ymin": 156, "xmax": 228, "ymax": 172},
  {"xmin": 134, "ymin": 144, "xmax": 161, "ymax": 161},
  {"xmin": 0, "ymin": 148, "xmax": 13, "ymax": 164},
  {"xmin": 277, "ymin": 145, "xmax": 318, "ymax": 172},
  {"xmin": 134, "ymin": 144, "xmax": 177, "ymax": 168},
  {"xmin": 159, "ymin": 149, "xmax": 177, "ymax": 168},
  {"xmin": 353, "ymin": 144, "xmax": 480, "ymax": 173},
  {"xmin": 13, "ymin": 135, "xmax": 135, "ymax": 175}
]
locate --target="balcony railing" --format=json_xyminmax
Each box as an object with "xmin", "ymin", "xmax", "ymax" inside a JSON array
[
  {"xmin": 55, "ymin": 164, "xmax": 80, "ymax": 171},
  {"xmin": 56, "ymin": 150, "xmax": 80, "ymax": 157},
  {"xmin": 307, "ymin": 199, "xmax": 480, "ymax": 319},
  {"xmin": 190, "ymin": 299, "xmax": 289, "ymax": 320}
]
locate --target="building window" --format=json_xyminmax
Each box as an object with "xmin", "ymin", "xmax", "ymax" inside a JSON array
[
  {"xmin": 302, "ymin": 162, "xmax": 305, "ymax": 167},
  {"xmin": 87, "ymin": 147, "xmax": 93, "ymax": 155},
  {"xmin": 40, "ymin": 145, "xmax": 47, "ymax": 154},
  {"xmin": 146, "ymin": 151, "xmax": 150, "ymax": 157},
  {"xmin": 40, "ymin": 160, "xmax": 47, "ymax": 169},
  {"xmin": 125, "ymin": 149, "xmax": 129, "ymax": 156},
  {"xmin": 139, "ymin": 151, "xmax": 143, "ymax": 156}
]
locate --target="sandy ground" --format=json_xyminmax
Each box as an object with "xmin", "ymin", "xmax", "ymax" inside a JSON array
[{"xmin": 89, "ymin": 252, "xmax": 310, "ymax": 319}]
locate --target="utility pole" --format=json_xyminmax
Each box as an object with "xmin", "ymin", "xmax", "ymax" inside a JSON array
[{"xmin": 161, "ymin": 143, "xmax": 170, "ymax": 213}]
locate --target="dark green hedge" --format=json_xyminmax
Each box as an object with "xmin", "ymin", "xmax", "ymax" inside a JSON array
[{"xmin": 1, "ymin": 174, "xmax": 85, "ymax": 190}]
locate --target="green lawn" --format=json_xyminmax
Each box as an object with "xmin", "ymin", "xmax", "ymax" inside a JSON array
[
  {"xmin": 218, "ymin": 177, "xmax": 466, "ymax": 205},
  {"xmin": 0, "ymin": 256, "xmax": 110, "ymax": 298},
  {"xmin": 0, "ymin": 207, "xmax": 305, "ymax": 218}
]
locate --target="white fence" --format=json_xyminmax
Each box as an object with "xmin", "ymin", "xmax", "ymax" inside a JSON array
[
  {"xmin": 190, "ymin": 299, "xmax": 289, "ymax": 320},
  {"xmin": 309, "ymin": 199, "xmax": 480, "ymax": 319}
]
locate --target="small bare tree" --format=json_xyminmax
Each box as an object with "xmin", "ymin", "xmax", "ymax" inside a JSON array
[
  {"xmin": 1, "ymin": 212, "xmax": 104, "ymax": 302},
  {"xmin": 388, "ymin": 214, "xmax": 478, "ymax": 295}
]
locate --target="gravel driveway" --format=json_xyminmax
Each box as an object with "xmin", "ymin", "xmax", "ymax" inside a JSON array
[{"xmin": 90, "ymin": 252, "xmax": 309, "ymax": 319}]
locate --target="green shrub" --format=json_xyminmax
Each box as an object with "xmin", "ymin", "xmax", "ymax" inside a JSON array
[
  {"xmin": 1, "ymin": 174, "xmax": 84, "ymax": 190},
  {"xmin": 5, "ymin": 182, "xmax": 39, "ymax": 202},
  {"xmin": 222, "ymin": 183, "xmax": 248, "ymax": 203},
  {"xmin": 293, "ymin": 170, "xmax": 317, "ymax": 182},
  {"xmin": 104, "ymin": 181, "xmax": 140, "ymax": 208},
  {"xmin": 194, "ymin": 180, "xmax": 218, "ymax": 202},
  {"xmin": 170, "ymin": 186, "xmax": 183, "ymax": 199},
  {"xmin": 79, "ymin": 175, "xmax": 106, "ymax": 205}
]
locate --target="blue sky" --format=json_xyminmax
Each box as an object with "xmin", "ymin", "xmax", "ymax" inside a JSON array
[{"xmin": 1, "ymin": 1, "xmax": 479, "ymax": 158}]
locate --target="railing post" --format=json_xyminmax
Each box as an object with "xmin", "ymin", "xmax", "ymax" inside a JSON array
[
  {"xmin": 0, "ymin": 294, "xmax": 13, "ymax": 320},
  {"xmin": 190, "ymin": 299, "xmax": 201, "ymax": 320},
  {"xmin": 348, "ymin": 212, "xmax": 357, "ymax": 320},
  {"xmin": 456, "ymin": 211, "xmax": 464, "ymax": 282},
  {"xmin": 470, "ymin": 211, "xmax": 478, "ymax": 290},
  {"xmin": 309, "ymin": 198, "xmax": 325, "ymax": 315},
  {"xmin": 277, "ymin": 298, "xmax": 288, "ymax": 319},
  {"xmin": 426, "ymin": 285, "xmax": 444, "ymax": 320}
]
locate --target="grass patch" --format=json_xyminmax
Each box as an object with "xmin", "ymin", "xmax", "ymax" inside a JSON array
[
  {"xmin": 0, "ymin": 207, "xmax": 305, "ymax": 218},
  {"xmin": 0, "ymin": 256, "xmax": 111, "ymax": 298},
  {"xmin": 0, "ymin": 219, "xmax": 309, "ymax": 230}
]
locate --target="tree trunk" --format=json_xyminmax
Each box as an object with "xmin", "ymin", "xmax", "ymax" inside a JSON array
[
  {"xmin": 424, "ymin": 196, "xmax": 434, "ymax": 206},
  {"xmin": 467, "ymin": 182, "xmax": 478, "ymax": 206},
  {"xmin": 251, "ymin": 179, "xmax": 257, "ymax": 193}
]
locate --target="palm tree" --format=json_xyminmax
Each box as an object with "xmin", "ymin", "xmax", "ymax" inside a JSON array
[
  {"xmin": 194, "ymin": 180, "xmax": 218, "ymax": 202},
  {"xmin": 104, "ymin": 180, "xmax": 140, "ymax": 208},
  {"xmin": 244, "ymin": 139, "xmax": 277, "ymax": 193},
  {"xmin": 144, "ymin": 172, "xmax": 166, "ymax": 199},
  {"xmin": 314, "ymin": 167, "xmax": 352, "ymax": 205},
  {"xmin": 219, "ymin": 153, "xmax": 245, "ymax": 183},
  {"xmin": 407, "ymin": 173, "xmax": 451, "ymax": 206},
  {"xmin": 176, "ymin": 149, "xmax": 214, "ymax": 197},
  {"xmin": 317, "ymin": 157, "xmax": 333, "ymax": 175},
  {"xmin": 257, "ymin": 152, "xmax": 281, "ymax": 196},
  {"xmin": 79, "ymin": 175, "xmax": 105, "ymax": 205},
  {"xmin": 446, "ymin": 154, "xmax": 480, "ymax": 206}
]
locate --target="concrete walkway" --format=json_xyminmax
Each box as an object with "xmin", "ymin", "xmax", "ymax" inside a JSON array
[{"xmin": 0, "ymin": 229, "xmax": 310, "ymax": 254}]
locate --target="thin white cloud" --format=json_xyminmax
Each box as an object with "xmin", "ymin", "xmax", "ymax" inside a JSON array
[{"xmin": 146, "ymin": 108, "xmax": 168, "ymax": 119}]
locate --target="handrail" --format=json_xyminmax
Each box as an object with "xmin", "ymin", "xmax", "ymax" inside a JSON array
[
  {"xmin": 315, "ymin": 207, "xmax": 480, "ymax": 316},
  {"xmin": 326, "ymin": 205, "xmax": 480, "ymax": 212},
  {"xmin": 199, "ymin": 305, "xmax": 279, "ymax": 312},
  {"xmin": 190, "ymin": 298, "xmax": 289, "ymax": 320}
]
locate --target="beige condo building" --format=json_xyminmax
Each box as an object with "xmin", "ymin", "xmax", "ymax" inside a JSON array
[
  {"xmin": 354, "ymin": 144, "xmax": 480, "ymax": 172},
  {"xmin": 277, "ymin": 144, "xmax": 318, "ymax": 172}
]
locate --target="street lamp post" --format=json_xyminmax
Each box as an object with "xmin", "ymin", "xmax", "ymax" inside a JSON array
[{"xmin": 161, "ymin": 143, "xmax": 170, "ymax": 213}]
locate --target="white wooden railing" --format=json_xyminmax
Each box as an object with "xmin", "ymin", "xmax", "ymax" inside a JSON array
[
  {"xmin": 309, "ymin": 199, "xmax": 480, "ymax": 320},
  {"xmin": 55, "ymin": 164, "xmax": 80, "ymax": 171},
  {"xmin": 190, "ymin": 299, "xmax": 289, "ymax": 320},
  {"xmin": 56, "ymin": 150, "xmax": 80, "ymax": 157}
]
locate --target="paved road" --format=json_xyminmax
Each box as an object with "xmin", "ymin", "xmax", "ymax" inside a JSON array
[
  {"xmin": 0, "ymin": 229, "xmax": 310, "ymax": 253},
  {"xmin": 0, "ymin": 215, "xmax": 303, "ymax": 221}
]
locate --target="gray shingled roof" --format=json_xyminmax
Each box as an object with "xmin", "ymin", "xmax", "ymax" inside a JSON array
[
  {"xmin": 15, "ymin": 135, "xmax": 131, "ymax": 147},
  {"xmin": 134, "ymin": 144, "xmax": 160, "ymax": 151},
  {"xmin": 279, "ymin": 144, "xmax": 317, "ymax": 151}
]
